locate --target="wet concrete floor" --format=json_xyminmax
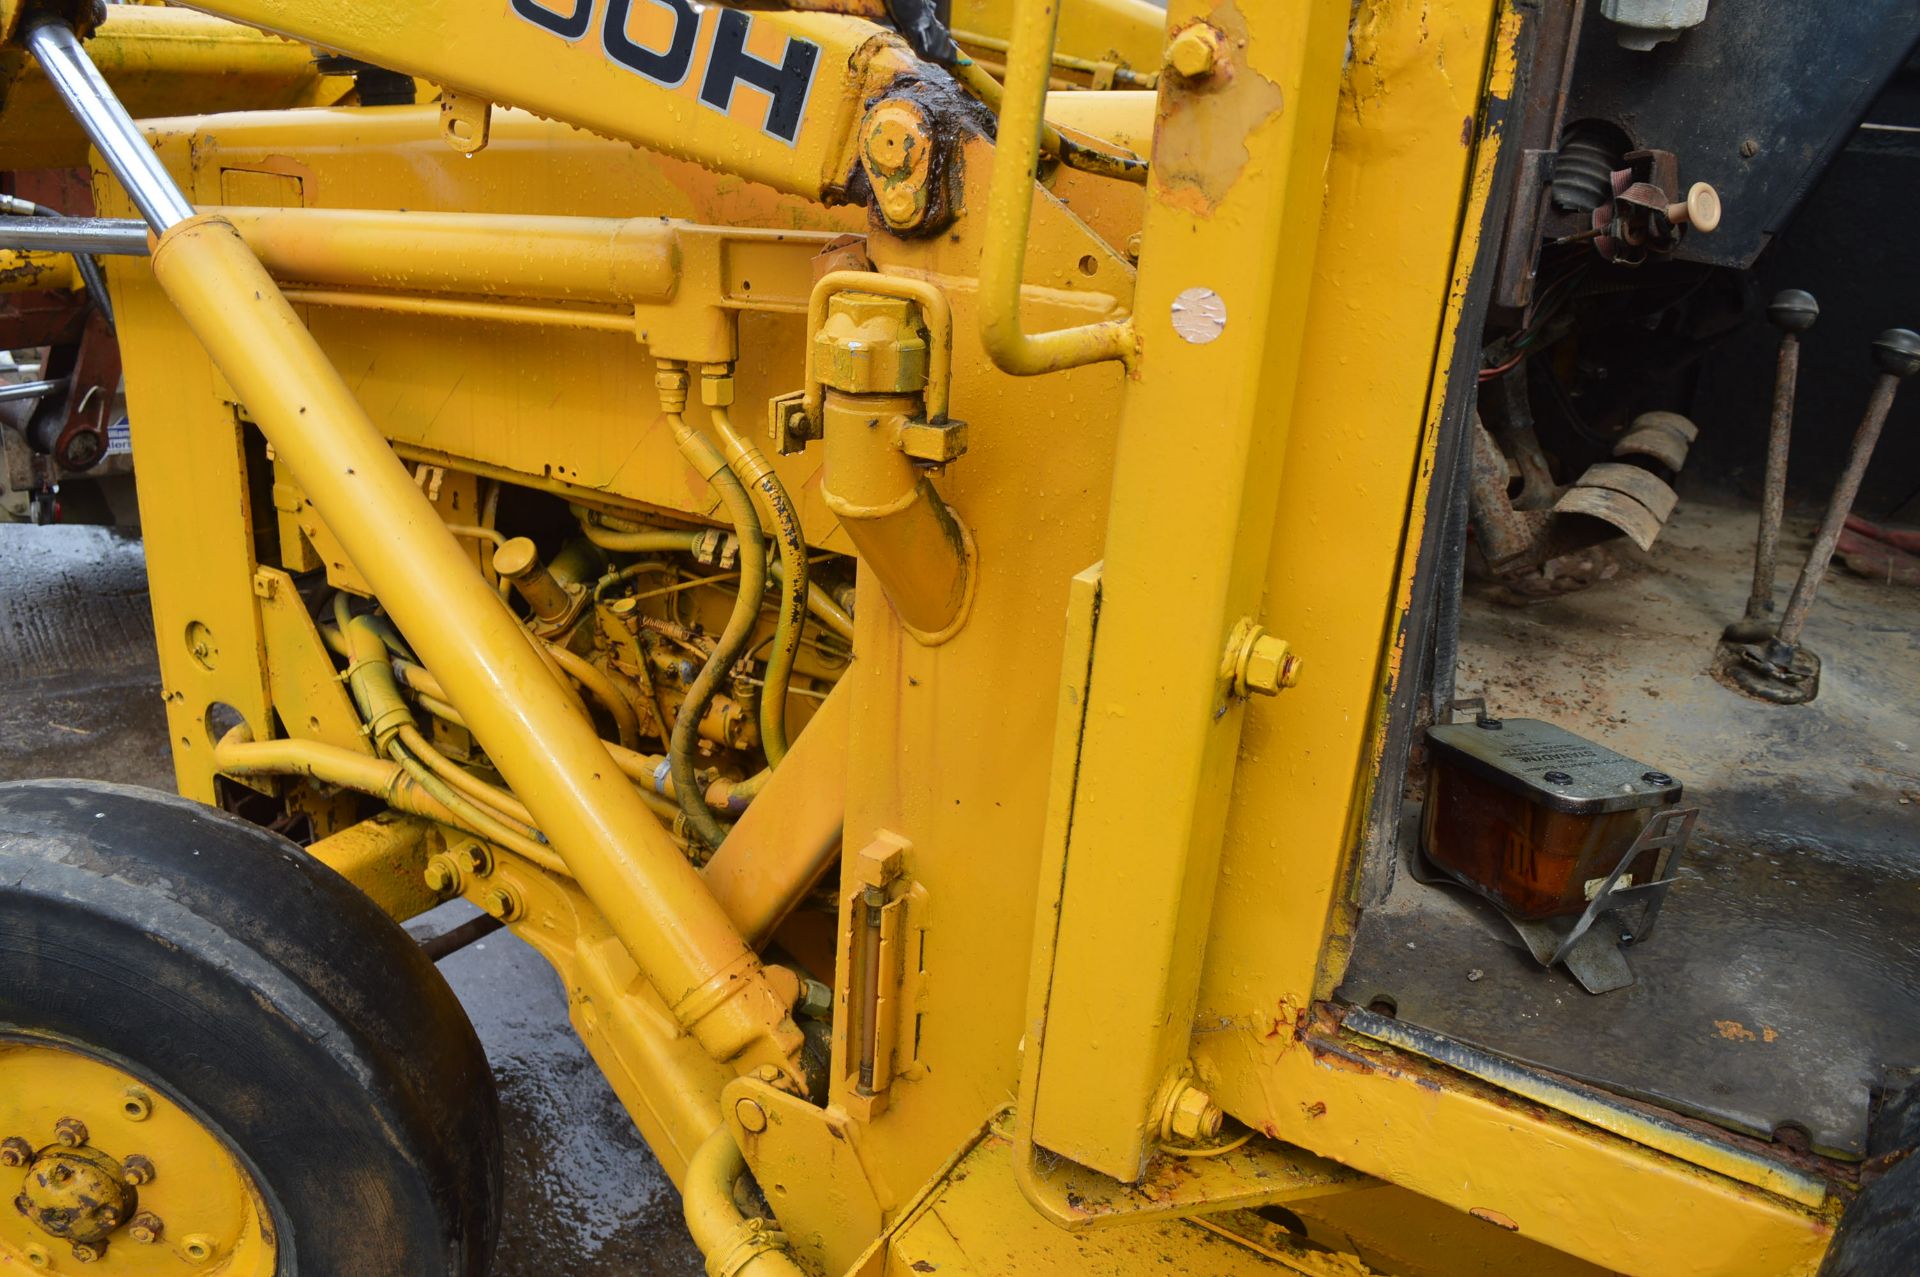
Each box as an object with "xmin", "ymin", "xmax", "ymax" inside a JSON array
[{"xmin": 0, "ymin": 525, "xmax": 701, "ymax": 1275}]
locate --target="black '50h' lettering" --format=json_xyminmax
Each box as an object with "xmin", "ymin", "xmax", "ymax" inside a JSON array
[{"xmin": 512, "ymin": 0, "xmax": 822, "ymax": 146}]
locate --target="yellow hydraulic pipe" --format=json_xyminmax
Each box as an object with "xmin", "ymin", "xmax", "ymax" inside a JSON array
[
  {"xmin": 544, "ymin": 642, "xmax": 642, "ymax": 751},
  {"xmin": 819, "ymin": 388, "xmax": 975, "ymax": 642},
  {"xmin": 211, "ymin": 729, "xmax": 573, "ymax": 879},
  {"xmin": 218, "ymin": 206, "xmax": 680, "ymax": 306},
  {"xmin": 150, "ymin": 214, "xmax": 804, "ymax": 1086},
  {"xmin": 978, "ymin": 0, "xmax": 1138, "ymax": 375},
  {"xmin": 682, "ymin": 1128, "xmax": 808, "ymax": 1277}
]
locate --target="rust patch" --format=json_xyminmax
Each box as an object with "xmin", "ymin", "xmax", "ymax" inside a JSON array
[
  {"xmin": 1714, "ymin": 1019, "xmax": 1757, "ymax": 1042},
  {"xmin": 1470, "ymin": 1207, "xmax": 1519, "ymax": 1231},
  {"xmin": 1306, "ymin": 1038, "xmax": 1376, "ymax": 1075},
  {"xmin": 1301, "ymin": 1101, "xmax": 1327, "ymax": 1120},
  {"xmin": 1151, "ymin": 1, "xmax": 1286, "ymax": 217}
]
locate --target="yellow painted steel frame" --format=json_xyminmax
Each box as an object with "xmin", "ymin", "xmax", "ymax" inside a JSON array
[
  {"xmin": 40, "ymin": 0, "xmax": 1846, "ymax": 1273},
  {"xmin": 163, "ymin": 0, "xmax": 919, "ymax": 208}
]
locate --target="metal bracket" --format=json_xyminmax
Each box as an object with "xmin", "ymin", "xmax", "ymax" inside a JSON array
[
  {"xmin": 439, "ymin": 91, "xmax": 491, "ymax": 155},
  {"xmin": 1509, "ymin": 805, "xmax": 1697, "ymax": 994}
]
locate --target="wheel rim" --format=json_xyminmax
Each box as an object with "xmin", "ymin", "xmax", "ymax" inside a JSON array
[{"xmin": 0, "ymin": 1034, "xmax": 278, "ymax": 1274}]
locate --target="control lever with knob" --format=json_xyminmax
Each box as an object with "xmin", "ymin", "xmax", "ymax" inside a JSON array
[{"xmin": 1725, "ymin": 328, "xmax": 1920, "ymax": 703}]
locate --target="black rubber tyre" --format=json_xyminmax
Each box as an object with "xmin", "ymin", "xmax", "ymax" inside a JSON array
[
  {"xmin": 1823, "ymin": 1152, "xmax": 1920, "ymax": 1276},
  {"xmin": 0, "ymin": 780, "xmax": 502, "ymax": 1274}
]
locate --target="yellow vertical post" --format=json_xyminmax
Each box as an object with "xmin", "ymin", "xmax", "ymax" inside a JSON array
[{"xmin": 1027, "ymin": 0, "xmax": 1353, "ymax": 1181}]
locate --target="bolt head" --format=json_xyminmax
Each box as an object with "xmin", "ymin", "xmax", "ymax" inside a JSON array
[
  {"xmin": 1167, "ymin": 24, "xmax": 1224, "ymax": 78},
  {"xmin": 0, "ymin": 1136, "xmax": 33, "ymax": 1167},
  {"xmin": 128, "ymin": 1211, "xmax": 164, "ymax": 1244},
  {"xmin": 70, "ymin": 1240, "xmax": 105, "ymax": 1262},
  {"xmin": 1167, "ymin": 1084, "xmax": 1224, "ymax": 1142},
  {"xmin": 1767, "ymin": 289, "xmax": 1818, "ymax": 334},
  {"xmin": 480, "ymin": 887, "xmax": 518, "ymax": 921},
  {"xmin": 121, "ymin": 1154, "xmax": 155, "ymax": 1186},
  {"xmin": 423, "ymin": 855, "xmax": 460, "ymax": 895},
  {"xmin": 1872, "ymin": 328, "xmax": 1920, "ymax": 379},
  {"xmin": 52, "ymin": 1118, "xmax": 87, "ymax": 1148},
  {"xmin": 1243, "ymin": 634, "xmax": 1299, "ymax": 696}
]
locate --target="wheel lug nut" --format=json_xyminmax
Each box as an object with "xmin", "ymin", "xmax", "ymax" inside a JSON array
[
  {"xmin": 70, "ymin": 1239, "xmax": 106, "ymax": 1262},
  {"xmin": 0, "ymin": 1136, "xmax": 32, "ymax": 1167},
  {"xmin": 122, "ymin": 1153, "xmax": 156, "ymax": 1186},
  {"xmin": 128, "ymin": 1210, "xmax": 165, "ymax": 1243},
  {"xmin": 53, "ymin": 1117, "xmax": 88, "ymax": 1147}
]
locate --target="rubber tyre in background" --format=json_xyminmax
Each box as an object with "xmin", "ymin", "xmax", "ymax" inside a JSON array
[{"xmin": 0, "ymin": 779, "xmax": 502, "ymax": 1274}]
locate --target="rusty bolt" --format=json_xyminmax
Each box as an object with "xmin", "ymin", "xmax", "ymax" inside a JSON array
[
  {"xmin": 734, "ymin": 1097, "xmax": 769, "ymax": 1135},
  {"xmin": 455, "ymin": 840, "xmax": 493, "ymax": 876},
  {"xmin": 70, "ymin": 1240, "xmax": 105, "ymax": 1262},
  {"xmin": 1740, "ymin": 138, "xmax": 1759, "ymax": 158},
  {"xmin": 1166, "ymin": 24, "xmax": 1225, "ymax": 78},
  {"xmin": 181, "ymin": 1234, "xmax": 217, "ymax": 1264},
  {"xmin": 479, "ymin": 885, "xmax": 521, "ymax": 922},
  {"xmin": 52, "ymin": 1117, "xmax": 88, "ymax": 1148},
  {"xmin": 128, "ymin": 1211, "xmax": 164, "ymax": 1244},
  {"xmin": 122, "ymin": 1154, "xmax": 156, "ymax": 1186},
  {"xmin": 0, "ymin": 1136, "xmax": 32, "ymax": 1167},
  {"xmin": 423, "ymin": 853, "xmax": 462, "ymax": 895},
  {"xmin": 60, "ymin": 429, "xmax": 103, "ymax": 472},
  {"xmin": 1166, "ymin": 1082, "xmax": 1224, "ymax": 1143}
]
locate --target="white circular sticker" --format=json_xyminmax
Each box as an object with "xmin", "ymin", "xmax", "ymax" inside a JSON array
[{"xmin": 1170, "ymin": 287, "xmax": 1227, "ymax": 344}]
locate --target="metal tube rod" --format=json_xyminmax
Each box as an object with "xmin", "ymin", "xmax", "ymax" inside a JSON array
[
  {"xmin": 0, "ymin": 215, "xmax": 150, "ymax": 255},
  {"xmin": 0, "ymin": 379, "xmax": 64, "ymax": 404},
  {"xmin": 976, "ymin": 0, "xmax": 1135, "ymax": 376},
  {"xmin": 1743, "ymin": 291, "xmax": 1818, "ymax": 624},
  {"xmin": 22, "ymin": 19, "xmax": 193, "ymax": 231},
  {"xmin": 1746, "ymin": 332, "xmax": 1799, "ymax": 620},
  {"xmin": 1773, "ymin": 329, "xmax": 1919, "ymax": 644}
]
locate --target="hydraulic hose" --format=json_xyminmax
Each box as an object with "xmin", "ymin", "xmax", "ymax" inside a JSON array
[
  {"xmin": 710, "ymin": 401, "xmax": 807, "ymax": 768},
  {"xmin": 544, "ymin": 641, "xmax": 642, "ymax": 750},
  {"xmin": 683, "ymin": 1128, "xmax": 807, "ymax": 1277},
  {"xmin": 212, "ymin": 727, "xmax": 573, "ymax": 879},
  {"xmin": 657, "ymin": 364, "xmax": 766, "ymax": 849}
]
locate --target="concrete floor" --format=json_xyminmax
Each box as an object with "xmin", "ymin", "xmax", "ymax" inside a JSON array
[{"xmin": 0, "ymin": 524, "xmax": 701, "ymax": 1276}]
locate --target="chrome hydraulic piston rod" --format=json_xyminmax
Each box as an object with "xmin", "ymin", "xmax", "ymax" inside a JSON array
[{"xmin": 19, "ymin": 14, "xmax": 806, "ymax": 1086}]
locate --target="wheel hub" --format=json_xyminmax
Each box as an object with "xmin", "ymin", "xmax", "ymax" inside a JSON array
[
  {"xmin": 0, "ymin": 1036, "xmax": 277, "ymax": 1272},
  {"xmin": 13, "ymin": 1137, "xmax": 137, "ymax": 1250}
]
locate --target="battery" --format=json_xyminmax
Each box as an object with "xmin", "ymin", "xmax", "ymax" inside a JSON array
[{"xmin": 1423, "ymin": 717, "xmax": 1683, "ymax": 920}]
